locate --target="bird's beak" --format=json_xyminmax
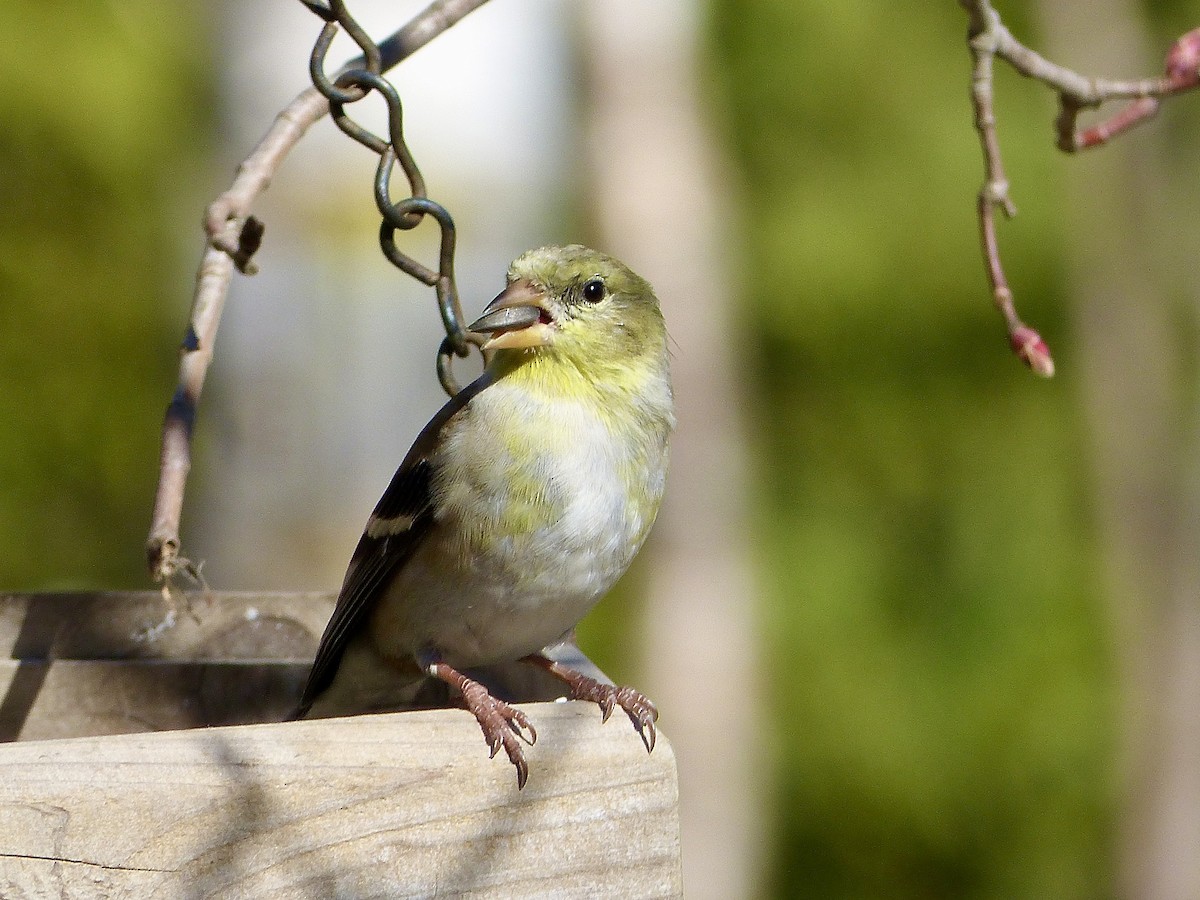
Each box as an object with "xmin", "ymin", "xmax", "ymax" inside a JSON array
[{"xmin": 468, "ymin": 279, "xmax": 555, "ymax": 351}]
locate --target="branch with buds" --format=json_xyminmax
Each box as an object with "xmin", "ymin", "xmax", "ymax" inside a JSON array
[{"xmin": 960, "ymin": 0, "xmax": 1200, "ymax": 377}]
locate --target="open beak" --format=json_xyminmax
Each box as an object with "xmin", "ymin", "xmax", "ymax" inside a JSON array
[{"xmin": 468, "ymin": 279, "xmax": 555, "ymax": 351}]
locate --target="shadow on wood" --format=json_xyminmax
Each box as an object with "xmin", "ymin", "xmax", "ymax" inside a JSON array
[{"xmin": 0, "ymin": 592, "xmax": 331, "ymax": 739}]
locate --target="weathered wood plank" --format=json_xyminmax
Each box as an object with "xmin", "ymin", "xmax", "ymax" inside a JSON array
[
  {"xmin": 0, "ymin": 704, "xmax": 682, "ymax": 898},
  {"xmin": 0, "ymin": 660, "xmax": 309, "ymax": 740}
]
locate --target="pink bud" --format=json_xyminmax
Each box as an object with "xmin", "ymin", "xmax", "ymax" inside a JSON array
[
  {"xmin": 1166, "ymin": 28, "xmax": 1200, "ymax": 90},
  {"xmin": 1009, "ymin": 325, "xmax": 1055, "ymax": 378}
]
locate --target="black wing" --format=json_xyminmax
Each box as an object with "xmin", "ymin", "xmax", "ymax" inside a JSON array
[{"xmin": 294, "ymin": 372, "xmax": 493, "ymax": 715}]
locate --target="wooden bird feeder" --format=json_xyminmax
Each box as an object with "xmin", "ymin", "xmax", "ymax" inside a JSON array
[{"xmin": 0, "ymin": 591, "xmax": 682, "ymax": 896}]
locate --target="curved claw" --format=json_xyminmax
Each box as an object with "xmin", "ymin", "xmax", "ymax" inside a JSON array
[
  {"xmin": 483, "ymin": 726, "xmax": 529, "ymax": 788},
  {"xmin": 611, "ymin": 685, "xmax": 658, "ymax": 753},
  {"xmin": 598, "ymin": 694, "xmax": 616, "ymax": 723},
  {"xmin": 637, "ymin": 717, "xmax": 657, "ymax": 754},
  {"xmin": 494, "ymin": 728, "xmax": 530, "ymax": 789},
  {"xmin": 507, "ymin": 708, "xmax": 538, "ymax": 746}
]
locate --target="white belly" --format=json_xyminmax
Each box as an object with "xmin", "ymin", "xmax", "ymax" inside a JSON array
[{"xmin": 370, "ymin": 381, "xmax": 668, "ymax": 668}]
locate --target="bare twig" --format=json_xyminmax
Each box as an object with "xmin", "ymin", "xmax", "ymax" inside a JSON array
[
  {"xmin": 146, "ymin": 246, "xmax": 233, "ymax": 582},
  {"xmin": 1054, "ymin": 28, "xmax": 1200, "ymax": 152},
  {"xmin": 960, "ymin": 0, "xmax": 1200, "ymax": 376},
  {"xmin": 147, "ymin": 0, "xmax": 492, "ymax": 584}
]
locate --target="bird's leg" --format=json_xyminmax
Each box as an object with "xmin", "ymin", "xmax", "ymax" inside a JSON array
[
  {"xmin": 521, "ymin": 653, "xmax": 658, "ymax": 753},
  {"xmin": 422, "ymin": 654, "xmax": 538, "ymax": 789}
]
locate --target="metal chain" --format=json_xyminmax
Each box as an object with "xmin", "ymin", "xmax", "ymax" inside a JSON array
[{"xmin": 302, "ymin": 0, "xmax": 483, "ymax": 396}]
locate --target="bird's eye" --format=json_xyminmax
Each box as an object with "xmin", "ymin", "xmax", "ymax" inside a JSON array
[{"xmin": 582, "ymin": 278, "xmax": 606, "ymax": 303}]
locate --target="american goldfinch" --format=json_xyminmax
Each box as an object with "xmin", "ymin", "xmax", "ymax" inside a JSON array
[{"xmin": 294, "ymin": 244, "xmax": 674, "ymax": 787}]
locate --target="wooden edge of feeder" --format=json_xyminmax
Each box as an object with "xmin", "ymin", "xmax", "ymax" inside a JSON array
[
  {"xmin": 0, "ymin": 593, "xmax": 682, "ymax": 896},
  {"xmin": 0, "ymin": 703, "xmax": 683, "ymax": 898}
]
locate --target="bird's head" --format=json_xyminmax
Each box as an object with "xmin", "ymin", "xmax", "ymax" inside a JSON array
[{"xmin": 468, "ymin": 245, "xmax": 667, "ymax": 380}]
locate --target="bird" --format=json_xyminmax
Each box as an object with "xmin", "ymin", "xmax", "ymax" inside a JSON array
[{"xmin": 293, "ymin": 244, "xmax": 674, "ymax": 788}]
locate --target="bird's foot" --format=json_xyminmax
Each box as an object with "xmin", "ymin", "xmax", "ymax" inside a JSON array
[
  {"xmin": 428, "ymin": 659, "xmax": 537, "ymax": 788},
  {"xmin": 460, "ymin": 678, "xmax": 538, "ymax": 788},
  {"xmin": 522, "ymin": 654, "xmax": 658, "ymax": 753}
]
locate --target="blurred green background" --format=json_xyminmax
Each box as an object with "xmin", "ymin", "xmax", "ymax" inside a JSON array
[
  {"xmin": 711, "ymin": 3, "xmax": 1106, "ymax": 895},
  {"xmin": 0, "ymin": 3, "xmax": 213, "ymax": 588},
  {"xmin": 5, "ymin": 1, "xmax": 1200, "ymax": 897}
]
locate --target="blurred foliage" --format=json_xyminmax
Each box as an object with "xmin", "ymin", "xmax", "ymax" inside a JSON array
[
  {"xmin": 708, "ymin": 1, "xmax": 1120, "ymax": 896},
  {"xmin": 0, "ymin": 4, "xmax": 213, "ymax": 588}
]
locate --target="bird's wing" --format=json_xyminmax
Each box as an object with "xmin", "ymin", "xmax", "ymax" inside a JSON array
[{"xmin": 295, "ymin": 372, "xmax": 493, "ymax": 715}]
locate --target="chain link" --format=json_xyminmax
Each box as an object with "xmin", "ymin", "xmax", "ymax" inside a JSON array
[{"xmin": 303, "ymin": 0, "xmax": 476, "ymax": 396}]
